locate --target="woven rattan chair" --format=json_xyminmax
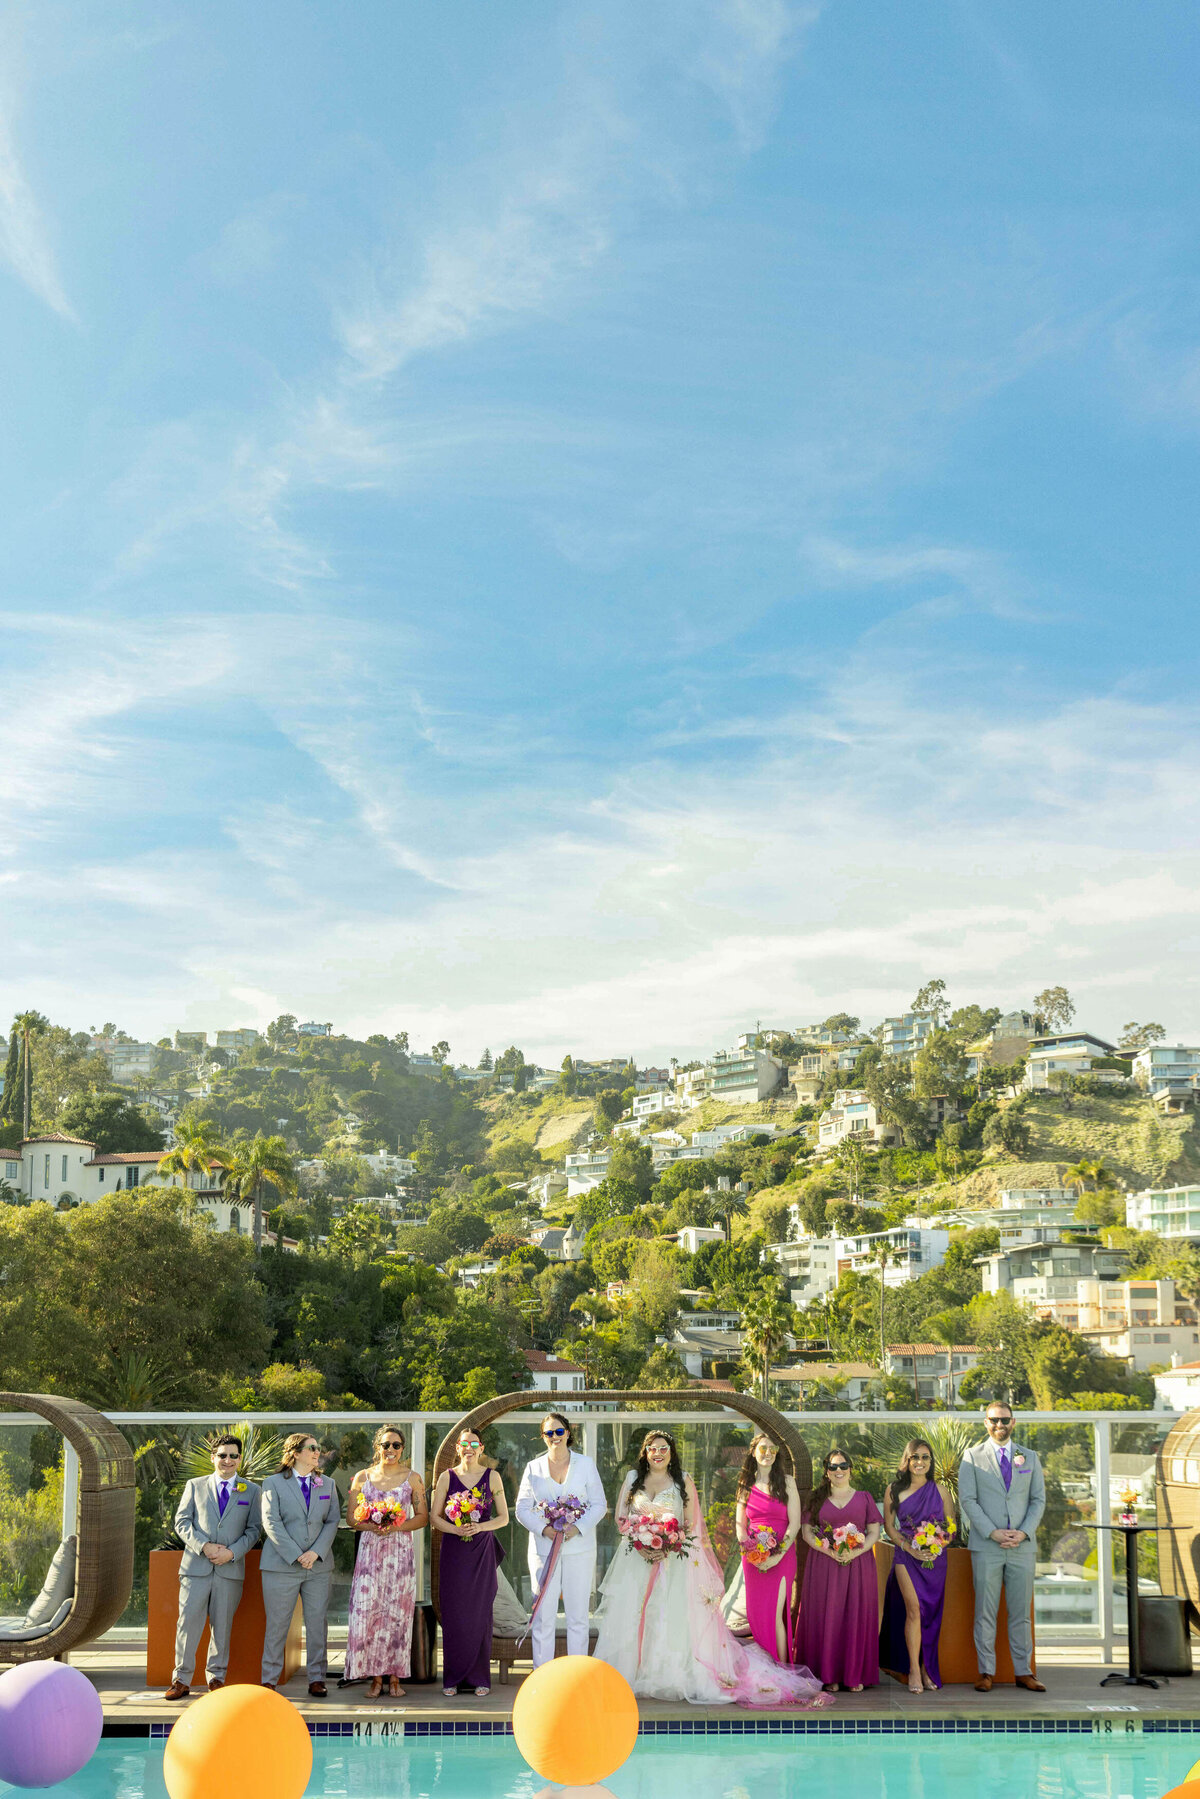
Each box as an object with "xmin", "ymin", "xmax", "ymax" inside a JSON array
[
  {"xmin": 0, "ymin": 1392, "xmax": 135, "ymax": 1663},
  {"xmin": 430, "ymin": 1389, "xmax": 812, "ymax": 1683}
]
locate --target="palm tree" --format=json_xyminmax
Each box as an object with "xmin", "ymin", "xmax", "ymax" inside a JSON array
[
  {"xmin": 874, "ymin": 1237, "xmax": 904, "ymax": 1372},
  {"xmin": 1063, "ymin": 1157, "xmax": 1117, "ymax": 1197},
  {"xmin": 222, "ymin": 1133, "xmax": 297, "ymax": 1253},
  {"xmin": 741, "ymin": 1281, "xmax": 795, "ymax": 1401},
  {"xmin": 706, "ymin": 1185, "xmax": 749, "ymax": 1245},
  {"xmin": 157, "ymin": 1116, "xmax": 229, "ymax": 1194},
  {"xmin": 836, "ymin": 1135, "xmax": 870, "ymax": 1203}
]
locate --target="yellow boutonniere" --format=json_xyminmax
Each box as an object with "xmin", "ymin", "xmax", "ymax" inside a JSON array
[{"xmin": 235, "ymin": 1480, "xmax": 247, "ymax": 1492}]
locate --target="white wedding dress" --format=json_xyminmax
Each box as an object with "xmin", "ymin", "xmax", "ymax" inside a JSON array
[{"xmin": 593, "ymin": 1475, "xmax": 829, "ymax": 1708}]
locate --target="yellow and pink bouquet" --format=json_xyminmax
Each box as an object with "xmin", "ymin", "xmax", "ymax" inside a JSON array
[
  {"xmin": 353, "ymin": 1496, "xmax": 408, "ymax": 1530},
  {"xmin": 445, "ymin": 1484, "xmax": 488, "ymax": 1530},
  {"xmin": 909, "ymin": 1517, "xmax": 956, "ymax": 1561}
]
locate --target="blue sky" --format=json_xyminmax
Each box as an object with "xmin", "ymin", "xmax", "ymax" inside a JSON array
[{"xmin": 3, "ymin": 0, "xmax": 1200, "ymax": 1063}]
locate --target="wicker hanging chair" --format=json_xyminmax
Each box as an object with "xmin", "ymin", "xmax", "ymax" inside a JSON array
[
  {"xmin": 430, "ymin": 1389, "xmax": 811, "ymax": 1680},
  {"xmin": 0, "ymin": 1392, "xmax": 135, "ymax": 1663}
]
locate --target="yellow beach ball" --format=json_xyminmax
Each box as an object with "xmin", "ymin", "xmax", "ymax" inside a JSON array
[{"xmin": 513, "ymin": 1656, "xmax": 639, "ymax": 1787}]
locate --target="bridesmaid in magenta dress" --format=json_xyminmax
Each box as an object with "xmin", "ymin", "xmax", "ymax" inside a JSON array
[
  {"xmin": 431, "ymin": 1429, "xmax": 509, "ymax": 1698},
  {"xmin": 879, "ymin": 1438, "xmax": 956, "ymax": 1693},
  {"xmin": 344, "ymin": 1425, "xmax": 429, "ymax": 1697},
  {"xmin": 736, "ymin": 1433, "xmax": 803, "ymax": 1663},
  {"xmin": 795, "ymin": 1450, "xmax": 883, "ymax": 1691}
]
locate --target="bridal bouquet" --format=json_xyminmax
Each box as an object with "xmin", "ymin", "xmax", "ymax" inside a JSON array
[
  {"xmin": 535, "ymin": 1493, "xmax": 587, "ymax": 1534},
  {"xmin": 909, "ymin": 1517, "xmax": 956, "ymax": 1561},
  {"xmin": 744, "ymin": 1524, "xmax": 779, "ymax": 1567},
  {"xmin": 445, "ymin": 1484, "xmax": 488, "ymax": 1532},
  {"xmin": 820, "ymin": 1521, "xmax": 866, "ymax": 1561},
  {"xmin": 620, "ymin": 1511, "xmax": 693, "ymax": 1558},
  {"xmin": 353, "ymin": 1496, "xmax": 408, "ymax": 1530}
]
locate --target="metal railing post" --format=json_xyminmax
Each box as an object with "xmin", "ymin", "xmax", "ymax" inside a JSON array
[
  {"xmin": 1095, "ymin": 1415, "xmax": 1114, "ymax": 1663},
  {"xmin": 410, "ymin": 1418, "xmax": 428, "ymax": 1605}
]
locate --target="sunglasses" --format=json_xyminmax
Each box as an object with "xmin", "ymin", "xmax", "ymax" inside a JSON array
[
  {"xmin": 215, "ymin": 1452, "xmax": 241, "ymax": 1461},
  {"xmin": 827, "ymin": 1462, "xmax": 851, "ymax": 1473},
  {"xmin": 381, "ymin": 1440, "xmax": 404, "ymax": 1450},
  {"xmin": 543, "ymin": 1427, "xmax": 566, "ymax": 1438}
]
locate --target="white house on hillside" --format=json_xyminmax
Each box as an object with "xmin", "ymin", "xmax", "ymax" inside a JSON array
[
  {"xmin": 1126, "ymin": 1185, "xmax": 1200, "ymax": 1242},
  {"xmin": 1024, "ymin": 1032, "xmax": 1122, "ymax": 1090},
  {"xmin": 817, "ymin": 1090, "xmax": 893, "ymax": 1148}
]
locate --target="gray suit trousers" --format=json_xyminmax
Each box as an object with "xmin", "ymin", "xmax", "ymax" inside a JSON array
[
  {"xmin": 261, "ymin": 1566, "xmax": 331, "ymax": 1684},
  {"xmin": 173, "ymin": 1574, "xmax": 242, "ymax": 1685},
  {"xmin": 970, "ymin": 1548, "xmax": 1035, "ymax": 1677}
]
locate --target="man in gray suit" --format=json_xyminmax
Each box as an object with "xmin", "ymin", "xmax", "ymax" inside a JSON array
[
  {"xmin": 165, "ymin": 1435, "xmax": 262, "ymax": 1700},
  {"xmin": 260, "ymin": 1431, "xmax": 342, "ymax": 1697},
  {"xmin": 958, "ymin": 1401, "xmax": 1047, "ymax": 1692}
]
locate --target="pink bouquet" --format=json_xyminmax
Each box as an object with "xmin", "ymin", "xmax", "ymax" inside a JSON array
[
  {"xmin": 353, "ymin": 1496, "xmax": 407, "ymax": 1530},
  {"xmin": 744, "ymin": 1524, "xmax": 779, "ymax": 1567},
  {"xmin": 535, "ymin": 1493, "xmax": 587, "ymax": 1534},
  {"xmin": 619, "ymin": 1510, "xmax": 692, "ymax": 1558},
  {"xmin": 820, "ymin": 1521, "xmax": 866, "ymax": 1561},
  {"xmin": 445, "ymin": 1484, "xmax": 487, "ymax": 1532}
]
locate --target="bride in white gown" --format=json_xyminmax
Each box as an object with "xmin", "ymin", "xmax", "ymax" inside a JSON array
[{"xmin": 593, "ymin": 1429, "xmax": 830, "ymax": 1708}]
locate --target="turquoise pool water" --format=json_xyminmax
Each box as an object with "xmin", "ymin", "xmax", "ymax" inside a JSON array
[{"xmin": 1, "ymin": 1734, "xmax": 1193, "ymax": 1799}]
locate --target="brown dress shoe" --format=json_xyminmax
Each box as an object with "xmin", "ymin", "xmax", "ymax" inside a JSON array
[
  {"xmin": 207, "ymin": 1679, "xmax": 224, "ymax": 1691},
  {"xmin": 974, "ymin": 1674, "xmax": 993, "ymax": 1692},
  {"xmin": 308, "ymin": 1681, "xmax": 327, "ymax": 1698},
  {"xmin": 261, "ymin": 1680, "xmax": 277, "ymax": 1690},
  {"xmin": 164, "ymin": 1681, "xmax": 190, "ymax": 1701},
  {"xmin": 1016, "ymin": 1674, "xmax": 1046, "ymax": 1692}
]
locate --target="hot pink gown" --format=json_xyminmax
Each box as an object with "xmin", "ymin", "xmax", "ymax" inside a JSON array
[
  {"xmin": 795, "ymin": 1489, "xmax": 882, "ymax": 1689},
  {"xmin": 741, "ymin": 1486, "xmax": 796, "ymax": 1663}
]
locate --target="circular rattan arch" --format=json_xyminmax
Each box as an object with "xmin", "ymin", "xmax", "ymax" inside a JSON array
[
  {"xmin": 0, "ymin": 1392, "xmax": 135, "ymax": 1663},
  {"xmin": 430, "ymin": 1389, "xmax": 812, "ymax": 1625}
]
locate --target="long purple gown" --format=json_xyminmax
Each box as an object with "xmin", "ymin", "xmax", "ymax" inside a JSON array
[
  {"xmin": 439, "ymin": 1468, "xmax": 504, "ymax": 1691},
  {"xmin": 795, "ymin": 1489, "xmax": 882, "ymax": 1689},
  {"xmin": 878, "ymin": 1479, "xmax": 949, "ymax": 1688}
]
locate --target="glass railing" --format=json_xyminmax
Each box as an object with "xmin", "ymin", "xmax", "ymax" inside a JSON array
[{"xmin": 0, "ymin": 1405, "xmax": 1180, "ymax": 1658}]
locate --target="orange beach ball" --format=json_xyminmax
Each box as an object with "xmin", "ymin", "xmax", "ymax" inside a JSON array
[
  {"xmin": 512, "ymin": 1655, "xmax": 639, "ymax": 1786},
  {"xmin": 164, "ymin": 1685, "xmax": 313, "ymax": 1799}
]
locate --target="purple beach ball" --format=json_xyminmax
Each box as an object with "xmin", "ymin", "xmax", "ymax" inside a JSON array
[{"xmin": 0, "ymin": 1662, "xmax": 104, "ymax": 1788}]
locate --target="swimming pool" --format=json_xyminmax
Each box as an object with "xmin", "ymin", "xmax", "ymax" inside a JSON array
[{"xmin": 7, "ymin": 1732, "xmax": 1195, "ymax": 1799}]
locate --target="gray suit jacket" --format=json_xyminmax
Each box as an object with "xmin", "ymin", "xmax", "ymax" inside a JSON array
[
  {"xmin": 958, "ymin": 1439, "xmax": 1045, "ymax": 1554},
  {"xmin": 259, "ymin": 1471, "xmax": 343, "ymax": 1573},
  {"xmin": 175, "ymin": 1474, "xmax": 262, "ymax": 1580}
]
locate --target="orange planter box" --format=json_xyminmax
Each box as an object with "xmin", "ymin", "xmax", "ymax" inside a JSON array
[
  {"xmin": 147, "ymin": 1549, "xmax": 302, "ymax": 1688},
  {"xmin": 876, "ymin": 1545, "xmax": 1035, "ymax": 1685}
]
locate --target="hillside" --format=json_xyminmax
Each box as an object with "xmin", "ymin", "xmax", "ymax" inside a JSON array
[
  {"xmin": 482, "ymin": 1090, "xmax": 595, "ymax": 1165},
  {"xmin": 906, "ymin": 1089, "xmax": 1200, "ymax": 1215}
]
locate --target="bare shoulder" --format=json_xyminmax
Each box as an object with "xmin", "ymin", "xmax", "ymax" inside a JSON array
[{"xmin": 349, "ymin": 1468, "xmax": 367, "ymax": 1489}]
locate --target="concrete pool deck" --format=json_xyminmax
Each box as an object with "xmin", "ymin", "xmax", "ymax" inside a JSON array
[{"xmin": 56, "ymin": 1644, "xmax": 1200, "ymax": 1730}]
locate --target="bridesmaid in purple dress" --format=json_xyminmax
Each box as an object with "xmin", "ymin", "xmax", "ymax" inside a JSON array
[
  {"xmin": 879, "ymin": 1439, "xmax": 956, "ymax": 1694},
  {"xmin": 795, "ymin": 1451, "xmax": 883, "ymax": 1692},
  {"xmin": 431, "ymin": 1429, "xmax": 509, "ymax": 1698}
]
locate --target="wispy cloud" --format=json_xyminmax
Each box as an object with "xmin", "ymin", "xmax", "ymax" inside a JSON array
[{"xmin": 0, "ymin": 94, "xmax": 73, "ymax": 319}]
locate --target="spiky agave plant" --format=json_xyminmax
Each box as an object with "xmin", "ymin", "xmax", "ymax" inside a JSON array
[
  {"xmin": 179, "ymin": 1421, "xmax": 287, "ymax": 1485},
  {"xmin": 870, "ymin": 1415, "xmax": 979, "ymax": 1516}
]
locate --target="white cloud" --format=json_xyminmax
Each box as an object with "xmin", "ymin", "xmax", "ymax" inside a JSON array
[{"xmin": 0, "ymin": 94, "xmax": 73, "ymax": 319}]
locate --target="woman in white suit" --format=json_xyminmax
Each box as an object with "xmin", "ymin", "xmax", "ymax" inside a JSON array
[{"xmin": 514, "ymin": 1411, "xmax": 607, "ymax": 1666}]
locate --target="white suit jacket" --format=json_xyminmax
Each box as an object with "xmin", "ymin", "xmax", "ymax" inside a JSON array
[{"xmin": 515, "ymin": 1450, "xmax": 607, "ymax": 1564}]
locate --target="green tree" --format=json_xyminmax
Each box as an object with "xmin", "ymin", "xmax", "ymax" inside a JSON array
[
  {"xmin": 320, "ymin": 1148, "xmax": 375, "ymax": 1197},
  {"xmin": 1117, "ymin": 1022, "xmax": 1166, "ymax": 1052},
  {"xmin": 222, "ymin": 1133, "xmax": 297, "ymax": 1253},
  {"xmin": 912, "ymin": 1029, "xmax": 969, "ymax": 1102},
  {"xmin": 741, "ymin": 1280, "xmax": 794, "ymax": 1400},
  {"xmin": 982, "ymin": 1103, "xmax": 1032, "ymax": 1156},
  {"xmin": 706, "ymin": 1185, "xmax": 750, "ymax": 1245},
  {"xmin": 605, "ymin": 1139, "xmax": 655, "ymax": 1202},
  {"xmin": 1033, "ymin": 986, "xmax": 1074, "ymax": 1032},
  {"xmin": 594, "ymin": 1087, "xmax": 625, "ymax": 1127},
  {"xmin": 557, "ymin": 1055, "xmax": 577, "ymax": 1095},
  {"xmin": 911, "ymin": 980, "xmax": 950, "ymax": 1028},
  {"xmin": 58, "ymin": 1092, "xmax": 165, "ymax": 1154},
  {"xmin": 156, "ymin": 1114, "xmax": 227, "ymax": 1188},
  {"xmin": 627, "ymin": 1240, "xmax": 684, "ymax": 1335}
]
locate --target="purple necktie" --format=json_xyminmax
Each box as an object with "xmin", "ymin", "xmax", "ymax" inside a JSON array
[
  {"xmin": 217, "ymin": 1481, "xmax": 229, "ymax": 1517},
  {"xmin": 300, "ymin": 1476, "xmax": 311, "ymax": 1506},
  {"xmin": 999, "ymin": 1449, "xmax": 1012, "ymax": 1492}
]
